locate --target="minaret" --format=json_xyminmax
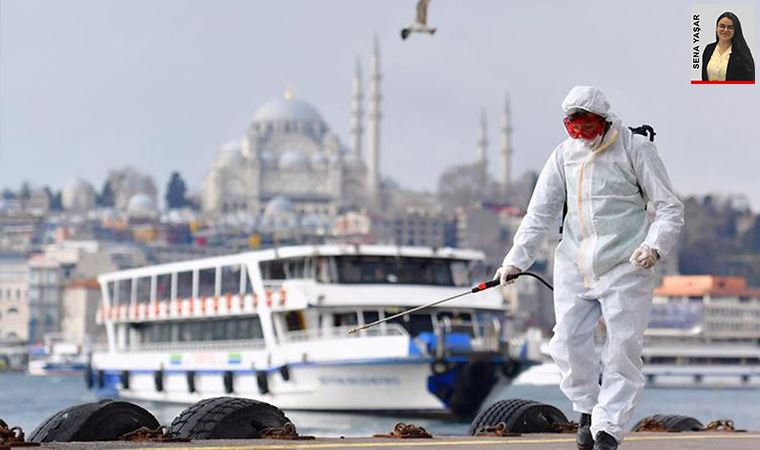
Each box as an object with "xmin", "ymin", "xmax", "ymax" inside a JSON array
[
  {"xmin": 350, "ymin": 56, "xmax": 363, "ymax": 160},
  {"xmin": 499, "ymin": 93, "xmax": 513, "ymax": 196},
  {"xmin": 477, "ymin": 108, "xmax": 488, "ymax": 190},
  {"xmin": 366, "ymin": 35, "xmax": 382, "ymax": 202}
]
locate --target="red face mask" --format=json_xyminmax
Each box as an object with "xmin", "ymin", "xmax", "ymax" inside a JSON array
[{"xmin": 563, "ymin": 112, "xmax": 606, "ymax": 140}]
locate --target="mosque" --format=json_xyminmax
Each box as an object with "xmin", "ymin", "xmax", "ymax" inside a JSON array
[{"xmin": 200, "ymin": 38, "xmax": 516, "ymax": 224}]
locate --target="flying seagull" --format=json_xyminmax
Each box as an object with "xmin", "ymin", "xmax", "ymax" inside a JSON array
[{"xmin": 401, "ymin": 0, "xmax": 437, "ymax": 40}]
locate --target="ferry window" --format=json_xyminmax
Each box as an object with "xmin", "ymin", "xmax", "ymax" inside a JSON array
[
  {"xmin": 315, "ymin": 257, "xmax": 333, "ymax": 283},
  {"xmin": 178, "ymin": 322, "xmax": 193, "ymax": 342},
  {"xmin": 198, "ymin": 268, "xmax": 216, "ymax": 297},
  {"xmin": 156, "ymin": 274, "xmax": 171, "ymax": 301},
  {"xmin": 283, "ymin": 258, "xmax": 306, "ymax": 279},
  {"xmin": 451, "ymin": 260, "xmax": 470, "ymax": 287},
  {"xmin": 334, "ymin": 312, "xmax": 358, "ymax": 327},
  {"xmin": 225, "ymin": 320, "xmax": 239, "ymax": 340},
  {"xmin": 242, "ymin": 268, "xmax": 254, "ymax": 294},
  {"xmin": 117, "ymin": 279, "xmax": 132, "ymax": 304},
  {"xmin": 107, "ymin": 282, "xmax": 115, "ymax": 304},
  {"xmin": 176, "ymin": 271, "xmax": 193, "ymax": 299},
  {"xmin": 440, "ymin": 311, "xmax": 475, "ymax": 334},
  {"xmin": 212, "ymin": 320, "xmax": 225, "ymax": 340},
  {"xmin": 239, "ymin": 317, "xmax": 263, "ymax": 340},
  {"xmin": 261, "ymin": 260, "xmax": 286, "ymax": 280},
  {"xmin": 221, "ymin": 265, "xmax": 242, "ymax": 295},
  {"xmin": 388, "ymin": 311, "xmax": 433, "ymax": 336},
  {"xmin": 135, "ymin": 277, "xmax": 151, "ymax": 304},
  {"xmin": 335, "ymin": 256, "xmax": 454, "ymax": 286},
  {"xmin": 283, "ymin": 311, "xmax": 306, "ymax": 332},
  {"xmin": 362, "ymin": 310, "xmax": 380, "ymax": 325},
  {"xmin": 199, "ymin": 320, "xmax": 213, "ymax": 341}
]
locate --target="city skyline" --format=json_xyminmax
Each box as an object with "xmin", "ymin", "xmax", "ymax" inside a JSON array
[{"xmin": 1, "ymin": 1, "xmax": 759, "ymax": 209}]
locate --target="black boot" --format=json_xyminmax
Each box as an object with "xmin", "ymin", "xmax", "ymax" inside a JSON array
[
  {"xmin": 576, "ymin": 413, "xmax": 593, "ymax": 450},
  {"xmin": 593, "ymin": 431, "xmax": 618, "ymax": 450}
]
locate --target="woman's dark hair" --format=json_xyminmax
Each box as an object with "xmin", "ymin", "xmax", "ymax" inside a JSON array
[{"xmin": 715, "ymin": 11, "xmax": 755, "ymax": 75}]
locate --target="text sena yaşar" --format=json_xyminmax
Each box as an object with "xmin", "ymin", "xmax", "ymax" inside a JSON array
[{"xmin": 693, "ymin": 14, "xmax": 700, "ymax": 69}]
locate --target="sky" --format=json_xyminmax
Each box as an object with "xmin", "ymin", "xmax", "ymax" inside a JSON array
[{"xmin": 1, "ymin": 0, "xmax": 759, "ymax": 209}]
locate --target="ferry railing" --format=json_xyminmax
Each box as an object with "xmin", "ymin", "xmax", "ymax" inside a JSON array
[
  {"xmin": 126, "ymin": 339, "xmax": 267, "ymax": 352},
  {"xmin": 279, "ymin": 324, "xmax": 408, "ymax": 344}
]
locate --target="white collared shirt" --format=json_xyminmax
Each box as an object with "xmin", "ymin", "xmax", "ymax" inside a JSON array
[{"xmin": 707, "ymin": 45, "xmax": 732, "ymax": 81}]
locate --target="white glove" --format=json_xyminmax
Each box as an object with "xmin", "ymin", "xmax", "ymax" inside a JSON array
[
  {"xmin": 629, "ymin": 244, "xmax": 660, "ymax": 269},
  {"xmin": 493, "ymin": 265, "xmax": 521, "ymax": 286}
]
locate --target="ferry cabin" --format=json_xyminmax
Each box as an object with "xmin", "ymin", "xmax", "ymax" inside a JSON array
[{"xmin": 92, "ymin": 245, "xmax": 511, "ymax": 415}]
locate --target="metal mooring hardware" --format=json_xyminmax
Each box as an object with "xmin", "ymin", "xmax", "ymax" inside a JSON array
[
  {"xmin": 474, "ymin": 422, "xmax": 521, "ymax": 437},
  {"xmin": 551, "ymin": 421, "xmax": 580, "ymax": 434},
  {"xmin": 260, "ymin": 422, "xmax": 315, "ymax": 440},
  {"xmin": 702, "ymin": 420, "xmax": 746, "ymax": 432},
  {"xmin": 632, "ymin": 417, "xmax": 676, "ymax": 432},
  {"xmin": 374, "ymin": 423, "xmax": 433, "ymax": 439},
  {"xmin": 119, "ymin": 426, "xmax": 190, "ymax": 442},
  {"xmin": 0, "ymin": 420, "xmax": 40, "ymax": 448}
]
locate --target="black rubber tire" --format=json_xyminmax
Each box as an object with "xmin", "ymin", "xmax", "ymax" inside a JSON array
[
  {"xmin": 28, "ymin": 399, "xmax": 160, "ymax": 442},
  {"xmin": 631, "ymin": 414, "xmax": 704, "ymax": 432},
  {"xmin": 468, "ymin": 398, "xmax": 568, "ymax": 435},
  {"xmin": 449, "ymin": 360, "xmax": 497, "ymax": 418},
  {"xmin": 168, "ymin": 396, "xmax": 291, "ymax": 439}
]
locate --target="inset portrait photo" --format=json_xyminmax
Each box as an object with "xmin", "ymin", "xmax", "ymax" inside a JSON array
[{"xmin": 691, "ymin": 5, "xmax": 755, "ymax": 84}]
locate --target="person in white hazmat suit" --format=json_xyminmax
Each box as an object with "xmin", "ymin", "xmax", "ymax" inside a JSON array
[{"xmin": 494, "ymin": 86, "xmax": 684, "ymax": 450}]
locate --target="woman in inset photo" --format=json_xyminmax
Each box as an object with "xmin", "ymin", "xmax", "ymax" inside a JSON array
[{"xmin": 702, "ymin": 11, "xmax": 755, "ymax": 81}]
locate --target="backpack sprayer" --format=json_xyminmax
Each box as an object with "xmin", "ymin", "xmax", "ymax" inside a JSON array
[{"xmin": 347, "ymin": 271, "xmax": 554, "ymax": 335}]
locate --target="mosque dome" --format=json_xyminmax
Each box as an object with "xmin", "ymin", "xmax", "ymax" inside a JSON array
[
  {"xmin": 259, "ymin": 150, "xmax": 276, "ymax": 168},
  {"xmin": 261, "ymin": 195, "xmax": 298, "ymax": 229},
  {"xmin": 279, "ymin": 150, "xmax": 309, "ymax": 170},
  {"xmin": 61, "ymin": 178, "xmax": 97, "ymax": 212},
  {"xmin": 216, "ymin": 141, "xmax": 244, "ymax": 168},
  {"xmin": 252, "ymin": 94, "xmax": 324, "ymax": 125},
  {"xmin": 311, "ymin": 152, "xmax": 328, "ymax": 167},
  {"xmin": 127, "ymin": 193, "xmax": 157, "ymax": 217}
]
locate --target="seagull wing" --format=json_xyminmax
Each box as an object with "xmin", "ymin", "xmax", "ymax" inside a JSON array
[{"xmin": 416, "ymin": 0, "xmax": 430, "ymax": 25}]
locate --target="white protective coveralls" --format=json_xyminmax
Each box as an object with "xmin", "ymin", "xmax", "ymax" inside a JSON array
[{"xmin": 502, "ymin": 86, "xmax": 684, "ymax": 442}]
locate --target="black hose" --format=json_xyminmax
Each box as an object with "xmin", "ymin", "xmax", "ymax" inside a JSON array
[
  {"xmin": 512, "ymin": 271, "xmax": 554, "ymax": 291},
  {"xmin": 471, "ymin": 271, "xmax": 554, "ymax": 293}
]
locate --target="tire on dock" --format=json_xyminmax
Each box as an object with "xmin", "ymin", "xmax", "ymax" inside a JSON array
[
  {"xmin": 631, "ymin": 414, "xmax": 704, "ymax": 432},
  {"xmin": 168, "ymin": 396, "xmax": 292, "ymax": 439},
  {"xmin": 468, "ymin": 398, "xmax": 568, "ymax": 435},
  {"xmin": 28, "ymin": 399, "xmax": 160, "ymax": 442}
]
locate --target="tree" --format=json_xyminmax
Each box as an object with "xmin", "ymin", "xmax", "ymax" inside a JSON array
[
  {"xmin": 98, "ymin": 180, "xmax": 114, "ymax": 207},
  {"xmin": 165, "ymin": 171, "xmax": 188, "ymax": 209}
]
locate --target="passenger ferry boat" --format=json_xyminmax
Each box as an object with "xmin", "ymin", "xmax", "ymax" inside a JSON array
[
  {"xmin": 28, "ymin": 333, "xmax": 89, "ymax": 376},
  {"xmin": 88, "ymin": 245, "xmax": 527, "ymax": 417}
]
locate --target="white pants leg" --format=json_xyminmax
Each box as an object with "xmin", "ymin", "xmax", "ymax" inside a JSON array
[
  {"xmin": 590, "ymin": 263, "xmax": 655, "ymax": 443},
  {"xmin": 549, "ymin": 257, "xmax": 602, "ymax": 414}
]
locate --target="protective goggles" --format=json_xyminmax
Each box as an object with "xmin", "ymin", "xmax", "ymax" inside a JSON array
[{"xmin": 563, "ymin": 112, "xmax": 606, "ymax": 140}]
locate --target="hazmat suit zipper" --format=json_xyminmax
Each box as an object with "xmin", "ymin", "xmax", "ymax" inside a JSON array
[{"xmin": 575, "ymin": 129, "xmax": 618, "ymax": 286}]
